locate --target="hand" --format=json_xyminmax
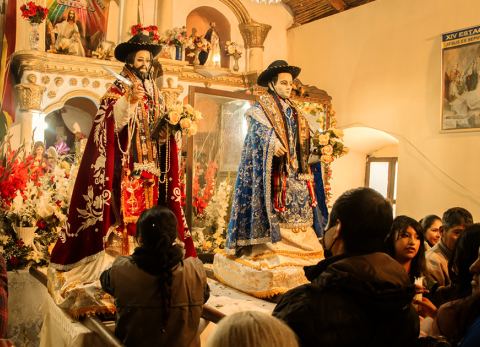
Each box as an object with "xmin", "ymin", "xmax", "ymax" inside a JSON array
[
  {"xmin": 414, "ymin": 297, "xmax": 437, "ymax": 318},
  {"xmin": 129, "ymin": 81, "xmax": 145, "ymax": 104},
  {"xmin": 274, "ymin": 141, "xmax": 287, "ymax": 157}
]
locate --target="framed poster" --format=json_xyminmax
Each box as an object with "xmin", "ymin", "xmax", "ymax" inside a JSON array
[{"xmin": 441, "ymin": 25, "xmax": 480, "ymax": 132}]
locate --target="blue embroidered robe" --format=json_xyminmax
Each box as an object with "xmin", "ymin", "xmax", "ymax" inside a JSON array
[{"xmin": 226, "ymin": 97, "xmax": 324, "ymax": 253}]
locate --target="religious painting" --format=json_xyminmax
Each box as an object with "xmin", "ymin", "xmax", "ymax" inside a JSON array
[
  {"xmin": 45, "ymin": 0, "xmax": 110, "ymax": 57},
  {"xmin": 441, "ymin": 24, "xmax": 480, "ymax": 131}
]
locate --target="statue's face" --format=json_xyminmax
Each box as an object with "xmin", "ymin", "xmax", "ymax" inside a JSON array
[
  {"xmin": 133, "ymin": 50, "xmax": 151, "ymax": 77},
  {"xmin": 272, "ymin": 72, "xmax": 293, "ymax": 99},
  {"xmin": 35, "ymin": 145, "xmax": 44, "ymax": 157}
]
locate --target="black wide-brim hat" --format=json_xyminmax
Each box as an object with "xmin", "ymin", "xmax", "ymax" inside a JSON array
[
  {"xmin": 257, "ymin": 60, "xmax": 301, "ymax": 87},
  {"xmin": 114, "ymin": 33, "xmax": 162, "ymax": 62}
]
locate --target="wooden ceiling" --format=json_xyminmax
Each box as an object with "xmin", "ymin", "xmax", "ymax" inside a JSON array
[{"xmin": 282, "ymin": 0, "xmax": 375, "ymax": 26}]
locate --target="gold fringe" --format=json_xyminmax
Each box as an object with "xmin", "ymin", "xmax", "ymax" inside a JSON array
[
  {"xmin": 214, "ymin": 271, "xmax": 289, "ymax": 299},
  {"xmin": 251, "ymin": 249, "xmax": 324, "ymax": 261},
  {"xmin": 68, "ymin": 305, "xmax": 116, "ymax": 320}
]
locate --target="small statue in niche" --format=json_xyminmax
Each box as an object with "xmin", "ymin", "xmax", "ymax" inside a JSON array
[{"xmin": 201, "ymin": 22, "xmax": 221, "ymax": 67}]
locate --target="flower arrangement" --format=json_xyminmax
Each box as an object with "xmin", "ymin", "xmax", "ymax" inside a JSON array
[
  {"xmin": 0, "ymin": 139, "xmax": 73, "ymax": 270},
  {"xmin": 192, "ymin": 178, "xmax": 233, "ymax": 253},
  {"xmin": 311, "ymin": 128, "xmax": 348, "ymax": 165},
  {"xmin": 311, "ymin": 127, "xmax": 348, "ymax": 206},
  {"xmin": 130, "ymin": 24, "xmax": 160, "ymax": 42},
  {"xmin": 186, "ymin": 35, "xmax": 210, "ymax": 53},
  {"xmin": 192, "ymin": 161, "xmax": 217, "ymax": 216},
  {"xmin": 0, "ymin": 140, "xmax": 29, "ymax": 208},
  {"xmin": 161, "ymin": 101, "xmax": 203, "ymax": 136},
  {"xmin": 162, "ymin": 26, "xmax": 188, "ymax": 47},
  {"xmin": 20, "ymin": 1, "xmax": 48, "ymax": 24},
  {"xmin": 225, "ymin": 41, "xmax": 242, "ymax": 58}
]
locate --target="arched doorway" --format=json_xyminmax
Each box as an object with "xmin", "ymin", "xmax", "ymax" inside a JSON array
[
  {"xmin": 44, "ymin": 97, "xmax": 97, "ymax": 156},
  {"xmin": 331, "ymin": 126, "xmax": 399, "ymax": 211}
]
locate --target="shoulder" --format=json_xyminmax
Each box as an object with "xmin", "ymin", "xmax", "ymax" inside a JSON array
[
  {"xmin": 183, "ymin": 257, "xmax": 206, "ymax": 275},
  {"xmin": 111, "ymin": 255, "xmax": 135, "ymax": 270},
  {"xmin": 246, "ymin": 103, "xmax": 272, "ymax": 128}
]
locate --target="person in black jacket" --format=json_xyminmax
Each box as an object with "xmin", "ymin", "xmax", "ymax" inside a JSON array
[{"xmin": 273, "ymin": 187, "xmax": 419, "ymax": 347}]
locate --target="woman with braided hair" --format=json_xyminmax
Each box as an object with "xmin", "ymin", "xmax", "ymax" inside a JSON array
[{"xmin": 101, "ymin": 206, "xmax": 209, "ymax": 347}]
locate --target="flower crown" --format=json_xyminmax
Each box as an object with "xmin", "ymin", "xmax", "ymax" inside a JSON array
[{"xmin": 131, "ymin": 24, "xmax": 160, "ymax": 42}]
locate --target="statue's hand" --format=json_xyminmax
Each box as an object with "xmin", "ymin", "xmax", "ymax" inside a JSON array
[
  {"xmin": 274, "ymin": 140, "xmax": 287, "ymax": 157},
  {"xmin": 129, "ymin": 81, "xmax": 144, "ymax": 104}
]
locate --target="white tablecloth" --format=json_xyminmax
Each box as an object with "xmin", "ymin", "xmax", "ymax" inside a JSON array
[
  {"xmin": 39, "ymin": 295, "xmax": 106, "ymax": 347},
  {"xmin": 7, "ymin": 269, "xmax": 49, "ymax": 347}
]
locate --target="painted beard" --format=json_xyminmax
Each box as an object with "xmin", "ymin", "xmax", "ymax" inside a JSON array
[{"xmin": 129, "ymin": 65, "xmax": 149, "ymax": 81}]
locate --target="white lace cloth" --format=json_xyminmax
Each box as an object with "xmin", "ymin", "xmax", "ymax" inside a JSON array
[{"xmin": 7, "ymin": 269, "xmax": 49, "ymax": 347}]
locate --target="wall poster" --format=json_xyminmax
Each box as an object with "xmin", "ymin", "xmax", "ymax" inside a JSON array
[{"xmin": 442, "ymin": 25, "xmax": 480, "ymax": 131}]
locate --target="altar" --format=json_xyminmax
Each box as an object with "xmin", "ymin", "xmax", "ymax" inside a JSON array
[{"xmin": 6, "ymin": 266, "xmax": 275, "ymax": 346}]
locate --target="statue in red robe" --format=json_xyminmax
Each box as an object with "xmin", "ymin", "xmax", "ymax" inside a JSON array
[{"xmin": 50, "ymin": 31, "xmax": 196, "ymax": 272}]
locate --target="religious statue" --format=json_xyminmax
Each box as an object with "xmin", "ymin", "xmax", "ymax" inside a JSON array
[
  {"xmin": 213, "ymin": 60, "xmax": 325, "ymax": 298},
  {"xmin": 203, "ymin": 22, "xmax": 221, "ymax": 67},
  {"xmin": 27, "ymin": 141, "xmax": 49, "ymax": 181},
  {"xmin": 48, "ymin": 30, "xmax": 196, "ymax": 317},
  {"xmin": 54, "ymin": 10, "xmax": 85, "ymax": 56}
]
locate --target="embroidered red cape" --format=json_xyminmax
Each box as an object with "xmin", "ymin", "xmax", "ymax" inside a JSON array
[{"xmin": 50, "ymin": 79, "xmax": 196, "ymax": 270}]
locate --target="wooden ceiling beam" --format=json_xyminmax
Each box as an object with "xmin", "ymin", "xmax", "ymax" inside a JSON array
[{"xmin": 327, "ymin": 0, "xmax": 347, "ymax": 11}]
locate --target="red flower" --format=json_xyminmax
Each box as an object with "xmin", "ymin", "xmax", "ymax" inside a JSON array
[
  {"xmin": 131, "ymin": 24, "xmax": 143, "ymax": 36},
  {"xmin": 36, "ymin": 220, "xmax": 47, "ymax": 230},
  {"xmin": 9, "ymin": 256, "xmax": 19, "ymax": 268}
]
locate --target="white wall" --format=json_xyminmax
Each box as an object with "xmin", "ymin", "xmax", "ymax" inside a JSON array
[{"xmin": 288, "ymin": 0, "xmax": 480, "ymax": 220}]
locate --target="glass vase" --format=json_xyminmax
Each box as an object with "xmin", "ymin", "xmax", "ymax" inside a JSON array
[
  {"xmin": 29, "ymin": 22, "xmax": 40, "ymax": 51},
  {"xmin": 175, "ymin": 45, "xmax": 183, "ymax": 60},
  {"xmin": 233, "ymin": 56, "xmax": 240, "ymax": 72}
]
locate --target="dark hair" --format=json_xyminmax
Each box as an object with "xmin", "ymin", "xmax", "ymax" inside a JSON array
[
  {"xmin": 420, "ymin": 214, "xmax": 441, "ymax": 232},
  {"xmin": 442, "ymin": 207, "xmax": 473, "ymax": 230},
  {"xmin": 33, "ymin": 141, "xmax": 45, "ymax": 150},
  {"xmin": 328, "ymin": 187, "xmax": 393, "ymax": 254},
  {"xmin": 448, "ymin": 223, "xmax": 480, "ymax": 299},
  {"xmin": 125, "ymin": 50, "xmax": 153, "ymax": 66},
  {"xmin": 132, "ymin": 206, "xmax": 183, "ymax": 327},
  {"xmin": 385, "ymin": 215, "xmax": 426, "ymax": 281}
]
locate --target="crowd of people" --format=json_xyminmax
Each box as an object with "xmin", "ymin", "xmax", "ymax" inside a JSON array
[{"xmin": 85, "ymin": 186, "xmax": 476, "ymax": 347}]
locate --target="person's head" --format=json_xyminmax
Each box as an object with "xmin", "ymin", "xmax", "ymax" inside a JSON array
[
  {"xmin": 33, "ymin": 141, "xmax": 45, "ymax": 157},
  {"xmin": 385, "ymin": 215, "xmax": 425, "ymax": 279},
  {"xmin": 449, "ymin": 224, "xmax": 480, "ymax": 297},
  {"xmin": 206, "ymin": 311, "xmax": 299, "ymax": 347},
  {"xmin": 441, "ymin": 207, "xmax": 473, "ymax": 251},
  {"xmin": 67, "ymin": 10, "xmax": 75, "ymax": 22},
  {"xmin": 126, "ymin": 49, "xmax": 153, "ymax": 80},
  {"xmin": 114, "ymin": 32, "xmax": 161, "ymax": 75},
  {"xmin": 136, "ymin": 205, "xmax": 179, "ymax": 253},
  {"xmin": 322, "ymin": 187, "xmax": 393, "ymax": 257},
  {"xmin": 469, "ymin": 226, "xmax": 480, "ymax": 295},
  {"xmin": 420, "ymin": 214, "xmax": 442, "ymax": 247},
  {"xmin": 257, "ymin": 60, "xmax": 301, "ymax": 99}
]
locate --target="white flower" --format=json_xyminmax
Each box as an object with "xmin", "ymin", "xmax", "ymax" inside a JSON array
[
  {"xmin": 27, "ymin": 250, "xmax": 43, "ymax": 263},
  {"xmin": 0, "ymin": 235, "xmax": 9, "ymax": 244},
  {"xmin": 11, "ymin": 192, "xmax": 25, "ymax": 213}
]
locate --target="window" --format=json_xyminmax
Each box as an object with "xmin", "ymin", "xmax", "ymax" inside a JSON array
[{"xmin": 365, "ymin": 157, "xmax": 398, "ymax": 213}]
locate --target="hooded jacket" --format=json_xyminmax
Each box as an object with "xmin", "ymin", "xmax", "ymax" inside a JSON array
[{"xmin": 273, "ymin": 252, "xmax": 419, "ymax": 347}]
